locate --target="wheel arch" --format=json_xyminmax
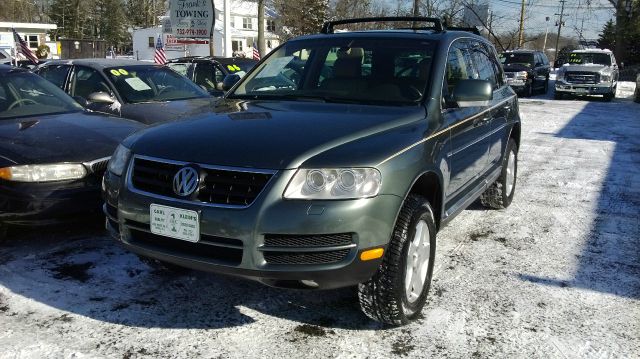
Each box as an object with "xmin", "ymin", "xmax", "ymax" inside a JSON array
[
  {"xmin": 509, "ymin": 121, "xmax": 521, "ymax": 150},
  {"xmin": 404, "ymin": 170, "xmax": 444, "ymax": 231}
]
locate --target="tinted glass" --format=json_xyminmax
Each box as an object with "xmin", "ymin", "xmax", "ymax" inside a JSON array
[
  {"xmin": 567, "ymin": 52, "xmax": 612, "ymax": 66},
  {"xmin": 193, "ymin": 63, "xmax": 223, "ymax": 91},
  {"xmin": 444, "ymin": 41, "xmax": 477, "ymax": 96},
  {"xmin": 470, "ymin": 42, "xmax": 498, "ymax": 89},
  {"xmin": 167, "ymin": 62, "xmax": 190, "ymax": 76},
  {"xmin": 230, "ymin": 38, "xmax": 436, "ymax": 105},
  {"xmin": 37, "ymin": 64, "xmax": 71, "ymax": 90},
  {"xmin": 0, "ymin": 71, "xmax": 83, "ymax": 119},
  {"xmin": 104, "ymin": 66, "xmax": 208, "ymax": 104},
  {"xmin": 219, "ymin": 60, "xmax": 257, "ymax": 74},
  {"xmin": 501, "ymin": 53, "xmax": 535, "ymax": 67},
  {"xmin": 72, "ymin": 66, "xmax": 111, "ymax": 100}
]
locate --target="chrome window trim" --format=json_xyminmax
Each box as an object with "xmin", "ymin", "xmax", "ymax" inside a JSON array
[{"xmin": 126, "ymin": 154, "xmax": 277, "ymax": 209}]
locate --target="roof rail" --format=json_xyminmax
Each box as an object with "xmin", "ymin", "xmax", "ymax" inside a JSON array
[
  {"xmin": 320, "ymin": 17, "xmax": 444, "ymax": 34},
  {"xmin": 446, "ymin": 26, "xmax": 481, "ymax": 35}
]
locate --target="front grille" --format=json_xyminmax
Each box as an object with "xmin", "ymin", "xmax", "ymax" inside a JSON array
[
  {"xmin": 130, "ymin": 157, "xmax": 273, "ymax": 207},
  {"xmin": 261, "ymin": 233, "xmax": 354, "ymax": 265},
  {"xmin": 505, "ymin": 72, "xmax": 515, "ymax": 79},
  {"xmin": 127, "ymin": 226, "xmax": 243, "ymax": 266},
  {"xmin": 263, "ymin": 250, "xmax": 350, "ymax": 265},
  {"xmin": 565, "ymin": 72, "xmax": 599, "ymax": 84},
  {"xmin": 264, "ymin": 233, "xmax": 353, "ymax": 247}
]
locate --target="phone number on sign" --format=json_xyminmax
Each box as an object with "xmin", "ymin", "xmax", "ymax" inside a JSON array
[{"xmin": 176, "ymin": 28, "xmax": 209, "ymax": 36}]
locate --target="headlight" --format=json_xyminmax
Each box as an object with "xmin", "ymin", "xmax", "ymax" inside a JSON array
[
  {"xmin": 556, "ymin": 70, "xmax": 565, "ymax": 81},
  {"xmin": 107, "ymin": 144, "xmax": 131, "ymax": 176},
  {"xmin": 600, "ymin": 73, "xmax": 611, "ymax": 82},
  {"xmin": 284, "ymin": 168, "xmax": 382, "ymax": 200},
  {"xmin": 0, "ymin": 163, "xmax": 87, "ymax": 182},
  {"xmin": 516, "ymin": 71, "xmax": 528, "ymax": 80}
]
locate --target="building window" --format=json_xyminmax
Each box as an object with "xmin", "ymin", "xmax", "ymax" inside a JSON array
[
  {"xmin": 267, "ymin": 20, "xmax": 276, "ymax": 32},
  {"xmin": 267, "ymin": 40, "xmax": 272, "ymax": 49},
  {"xmin": 27, "ymin": 35, "xmax": 38, "ymax": 48},
  {"xmin": 242, "ymin": 17, "xmax": 252, "ymax": 30},
  {"xmin": 148, "ymin": 37, "xmax": 154, "ymax": 48},
  {"xmin": 232, "ymin": 40, "xmax": 244, "ymax": 52}
]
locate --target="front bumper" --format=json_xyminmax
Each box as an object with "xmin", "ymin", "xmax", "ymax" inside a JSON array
[
  {"xmin": 0, "ymin": 178, "xmax": 103, "ymax": 226},
  {"xmin": 555, "ymin": 81, "xmax": 614, "ymax": 95},
  {"xmin": 103, "ymin": 169, "xmax": 403, "ymax": 289}
]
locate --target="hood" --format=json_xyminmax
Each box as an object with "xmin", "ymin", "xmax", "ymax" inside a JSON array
[
  {"xmin": 121, "ymin": 97, "xmax": 215, "ymax": 124},
  {"xmin": 561, "ymin": 64, "xmax": 609, "ymax": 73},
  {"xmin": 503, "ymin": 63, "xmax": 532, "ymax": 72},
  {"xmin": 126, "ymin": 99, "xmax": 426, "ymax": 170},
  {"xmin": 0, "ymin": 112, "xmax": 143, "ymax": 166}
]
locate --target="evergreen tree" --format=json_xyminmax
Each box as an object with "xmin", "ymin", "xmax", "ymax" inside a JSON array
[
  {"xmin": 273, "ymin": 0, "xmax": 329, "ymax": 39},
  {"xmin": 597, "ymin": 19, "xmax": 616, "ymax": 51}
]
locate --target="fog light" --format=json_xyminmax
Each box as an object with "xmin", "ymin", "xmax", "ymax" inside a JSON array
[{"xmin": 360, "ymin": 248, "xmax": 384, "ymax": 261}]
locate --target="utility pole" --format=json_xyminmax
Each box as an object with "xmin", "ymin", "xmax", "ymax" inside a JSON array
[
  {"xmin": 518, "ymin": 0, "xmax": 526, "ymax": 47},
  {"xmin": 553, "ymin": 0, "xmax": 566, "ymax": 67}
]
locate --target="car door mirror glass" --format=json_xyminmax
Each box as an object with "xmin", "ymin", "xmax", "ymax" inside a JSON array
[
  {"xmin": 87, "ymin": 91, "xmax": 115, "ymax": 104},
  {"xmin": 452, "ymin": 79, "xmax": 493, "ymax": 107},
  {"xmin": 222, "ymin": 74, "xmax": 241, "ymax": 91}
]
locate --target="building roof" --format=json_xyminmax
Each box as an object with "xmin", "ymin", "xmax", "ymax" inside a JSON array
[{"xmin": 0, "ymin": 22, "xmax": 57, "ymax": 30}]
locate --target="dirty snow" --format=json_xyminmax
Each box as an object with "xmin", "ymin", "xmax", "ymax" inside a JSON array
[{"xmin": 0, "ymin": 82, "xmax": 639, "ymax": 359}]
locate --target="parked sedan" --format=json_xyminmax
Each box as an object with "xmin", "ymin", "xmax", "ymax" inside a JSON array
[
  {"xmin": 0, "ymin": 65, "xmax": 142, "ymax": 238},
  {"xmin": 166, "ymin": 56, "xmax": 257, "ymax": 96},
  {"xmin": 35, "ymin": 59, "xmax": 214, "ymax": 124}
]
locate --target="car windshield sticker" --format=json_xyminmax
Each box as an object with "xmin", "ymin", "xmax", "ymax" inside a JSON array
[
  {"xmin": 226, "ymin": 64, "xmax": 242, "ymax": 72},
  {"xmin": 255, "ymin": 56, "xmax": 294, "ymax": 78},
  {"xmin": 119, "ymin": 69, "xmax": 129, "ymax": 75},
  {"xmin": 124, "ymin": 77, "xmax": 152, "ymax": 91},
  {"xmin": 110, "ymin": 69, "xmax": 121, "ymax": 76}
]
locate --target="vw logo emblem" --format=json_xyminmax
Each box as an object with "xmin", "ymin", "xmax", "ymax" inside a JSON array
[{"xmin": 173, "ymin": 167, "xmax": 199, "ymax": 197}]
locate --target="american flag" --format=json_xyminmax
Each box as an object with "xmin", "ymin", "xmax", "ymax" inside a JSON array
[
  {"xmin": 12, "ymin": 28, "xmax": 38, "ymax": 64},
  {"xmin": 154, "ymin": 35, "xmax": 167, "ymax": 65},
  {"xmin": 252, "ymin": 41, "xmax": 260, "ymax": 61}
]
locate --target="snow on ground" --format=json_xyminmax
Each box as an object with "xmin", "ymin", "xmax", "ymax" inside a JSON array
[{"xmin": 0, "ymin": 82, "xmax": 639, "ymax": 359}]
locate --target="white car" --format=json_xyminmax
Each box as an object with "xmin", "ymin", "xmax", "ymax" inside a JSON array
[{"xmin": 635, "ymin": 73, "xmax": 640, "ymax": 103}]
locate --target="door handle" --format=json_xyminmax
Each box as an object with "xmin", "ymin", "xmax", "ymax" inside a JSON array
[{"xmin": 473, "ymin": 117, "xmax": 490, "ymax": 127}]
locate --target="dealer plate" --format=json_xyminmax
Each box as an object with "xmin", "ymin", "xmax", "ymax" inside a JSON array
[
  {"xmin": 574, "ymin": 87, "xmax": 589, "ymax": 93},
  {"xmin": 150, "ymin": 204, "xmax": 200, "ymax": 242}
]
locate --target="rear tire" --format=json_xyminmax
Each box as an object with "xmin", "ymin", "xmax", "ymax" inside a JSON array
[
  {"xmin": 481, "ymin": 138, "xmax": 518, "ymax": 209},
  {"xmin": 358, "ymin": 194, "xmax": 437, "ymax": 325},
  {"xmin": 138, "ymin": 255, "xmax": 191, "ymax": 274}
]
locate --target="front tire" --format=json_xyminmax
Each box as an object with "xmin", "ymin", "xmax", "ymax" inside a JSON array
[
  {"xmin": 358, "ymin": 194, "xmax": 437, "ymax": 325},
  {"xmin": 553, "ymin": 91, "xmax": 563, "ymax": 100},
  {"xmin": 481, "ymin": 138, "xmax": 518, "ymax": 209},
  {"xmin": 604, "ymin": 87, "xmax": 615, "ymax": 102}
]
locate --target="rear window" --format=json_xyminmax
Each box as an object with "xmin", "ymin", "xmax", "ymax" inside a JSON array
[{"xmin": 500, "ymin": 53, "xmax": 534, "ymax": 67}]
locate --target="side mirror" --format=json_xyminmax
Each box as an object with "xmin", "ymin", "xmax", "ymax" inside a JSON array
[
  {"xmin": 87, "ymin": 92, "xmax": 115, "ymax": 105},
  {"xmin": 452, "ymin": 79, "xmax": 493, "ymax": 107},
  {"xmin": 222, "ymin": 74, "xmax": 241, "ymax": 91}
]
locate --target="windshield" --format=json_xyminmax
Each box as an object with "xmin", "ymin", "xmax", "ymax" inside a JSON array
[
  {"xmin": 229, "ymin": 38, "xmax": 436, "ymax": 105},
  {"xmin": 500, "ymin": 53, "xmax": 534, "ymax": 67},
  {"xmin": 567, "ymin": 52, "xmax": 611, "ymax": 66},
  {"xmin": 104, "ymin": 65, "xmax": 208, "ymax": 104},
  {"xmin": 0, "ymin": 71, "xmax": 83, "ymax": 119}
]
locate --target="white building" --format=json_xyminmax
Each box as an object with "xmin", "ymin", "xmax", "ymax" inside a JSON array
[
  {"xmin": 0, "ymin": 22, "xmax": 59, "ymax": 59},
  {"xmin": 132, "ymin": 0, "xmax": 279, "ymax": 61}
]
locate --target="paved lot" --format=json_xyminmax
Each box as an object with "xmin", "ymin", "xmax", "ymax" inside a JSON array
[{"xmin": 1, "ymin": 84, "xmax": 638, "ymax": 358}]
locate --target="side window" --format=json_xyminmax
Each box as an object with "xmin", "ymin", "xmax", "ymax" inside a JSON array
[
  {"xmin": 214, "ymin": 65, "xmax": 226, "ymax": 83},
  {"xmin": 71, "ymin": 66, "xmax": 110, "ymax": 100},
  {"xmin": 193, "ymin": 63, "xmax": 217, "ymax": 91},
  {"xmin": 540, "ymin": 52, "xmax": 549, "ymax": 65},
  {"xmin": 444, "ymin": 40, "xmax": 477, "ymax": 98},
  {"xmin": 469, "ymin": 42, "xmax": 498, "ymax": 90},
  {"xmin": 37, "ymin": 65, "xmax": 71, "ymax": 90}
]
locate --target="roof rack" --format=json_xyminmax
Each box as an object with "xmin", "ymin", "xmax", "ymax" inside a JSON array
[
  {"xmin": 446, "ymin": 26, "xmax": 480, "ymax": 35},
  {"xmin": 320, "ymin": 17, "xmax": 444, "ymax": 34}
]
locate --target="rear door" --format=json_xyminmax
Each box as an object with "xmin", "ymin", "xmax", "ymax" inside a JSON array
[{"xmin": 443, "ymin": 39, "xmax": 491, "ymax": 200}]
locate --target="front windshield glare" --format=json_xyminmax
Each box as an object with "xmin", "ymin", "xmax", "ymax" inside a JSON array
[
  {"xmin": 105, "ymin": 66, "xmax": 208, "ymax": 104},
  {"xmin": 0, "ymin": 72, "xmax": 83, "ymax": 119},
  {"xmin": 230, "ymin": 38, "xmax": 436, "ymax": 105}
]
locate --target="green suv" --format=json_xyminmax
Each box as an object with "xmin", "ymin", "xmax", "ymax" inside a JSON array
[{"xmin": 103, "ymin": 17, "xmax": 521, "ymax": 325}]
